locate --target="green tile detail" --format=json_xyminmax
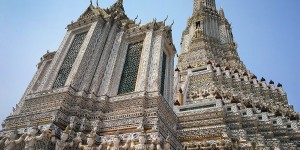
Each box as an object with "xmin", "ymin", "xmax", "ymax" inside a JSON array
[
  {"xmin": 53, "ymin": 32, "xmax": 87, "ymax": 89},
  {"xmin": 118, "ymin": 41, "xmax": 143, "ymax": 94},
  {"xmin": 160, "ymin": 51, "xmax": 167, "ymax": 95}
]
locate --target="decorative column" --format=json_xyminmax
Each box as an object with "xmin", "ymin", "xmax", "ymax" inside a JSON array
[
  {"xmin": 135, "ymin": 30, "xmax": 154, "ymax": 92},
  {"xmin": 147, "ymin": 34, "xmax": 164, "ymax": 92},
  {"xmin": 98, "ymin": 31, "xmax": 125, "ymax": 96}
]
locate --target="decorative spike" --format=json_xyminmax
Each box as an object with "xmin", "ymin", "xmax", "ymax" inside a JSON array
[
  {"xmin": 175, "ymin": 67, "xmax": 180, "ymax": 72},
  {"xmin": 138, "ymin": 20, "xmax": 142, "ymax": 25},
  {"xmin": 269, "ymin": 80, "xmax": 274, "ymax": 85},
  {"xmin": 179, "ymin": 88, "xmax": 183, "ymax": 93},
  {"xmin": 170, "ymin": 20, "xmax": 174, "ymax": 28},
  {"xmin": 96, "ymin": 0, "xmax": 99, "ymax": 7},
  {"xmin": 261, "ymin": 77, "xmax": 266, "ymax": 82},
  {"xmin": 90, "ymin": 0, "xmax": 93, "ymax": 5},
  {"xmin": 134, "ymin": 15, "xmax": 138, "ymax": 23},
  {"xmin": 152, "ymin": 18, "xmax": 156, "ymax": 23},
  {"xmin": 219, "ymin": 7, "xmax": 225, "ymax": 18},
  {"xmin": 251, "ymin": 75, "xmax": 257, "ymax": 79},
  {"xmin": 164, "ymin": 15, "xmax": 169, "ymax": 24},
  {"xmin": 277, "ymin": 83, "xmax": 283, "ymax": 87},
  {"xmin": 174, "ymin": 100, "xmax": 181, "ymax": 106}
]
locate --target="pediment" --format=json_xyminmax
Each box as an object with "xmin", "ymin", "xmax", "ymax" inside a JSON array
[{"xmin": 78, "ymin": 5, "xmax": 100, "ymax": 21}]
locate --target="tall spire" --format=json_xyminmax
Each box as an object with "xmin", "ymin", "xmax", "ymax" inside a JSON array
[
  {"xmin": 193, "ymin": 0, "xmax": 216, "ymax": 15},
  {"xmin": 219, "ymin": 7, "xmax": 225, "ymax": 18}
]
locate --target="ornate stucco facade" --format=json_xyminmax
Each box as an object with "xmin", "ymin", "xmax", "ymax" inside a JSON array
[{"xmin": 0, "ymin": 0, "xmax": 299, "ymax": 150}]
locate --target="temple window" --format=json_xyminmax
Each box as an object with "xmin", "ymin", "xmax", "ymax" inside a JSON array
[
  {"xmin": 118, "ymin": 41, "xmax": 143, "ymax": 94},
  {"xmin": 53, "ymin": 32, "xmax": 88, "ymax": 89}
]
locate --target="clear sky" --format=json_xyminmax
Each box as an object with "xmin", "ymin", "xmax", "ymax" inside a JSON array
[{"xmin": 0, "ymin": 0, "xmax": 299, "ymax": 129}]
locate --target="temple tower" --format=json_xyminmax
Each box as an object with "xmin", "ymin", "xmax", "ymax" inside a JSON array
[
  {"xmin": 174, "ymin": 0, "xmax": 300, "ymax": 149},
  {"xmin": 1, "ymin": 1, "xmax": 181, "ymax": 149}
]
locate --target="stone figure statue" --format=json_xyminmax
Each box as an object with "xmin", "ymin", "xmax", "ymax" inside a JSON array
[
  {"xmin": 163, "ymin": 136, "xmax": 170, "ymax": 150},
  {"xmin": 107, "ymin": 135, "xmax": 121, "ymax": 150},
  {"xmin": 148, "ymin": 137, "xmax": 155, "ymax": 150},
  {"xmin": 78, "ymin": 129, "xmax": 105, "ymax": 150},
  {"xmin": 121, "ymin": 138, "xmax": 131, "ymax": 150},
  {"xmin": 0, "ymin": 136, "xmax": 6, "ymax": 145},
  {"xmin": 51, "ymin": 125, "xmax": 75, "ymax": 150},
  {"xmin": 106, "ymin": 140, "xmax": 113, "ymax": 150},
  {"xmin": 23, "ymin": 125, "xmax": 50, "ymax": 150},
  {"xmin": 194, "ymin": 27, "xmax": 202, "ymax": 38},
  {"xmin": 133, "ymin": 132, "xmax": 147, "ymax": 150},
  {"xmin": 3, "ymin": 130, "xmax": 25, "ymax": 150},
  {"xmin": 149, "ymin": 135, "xmax": 170, "ymax": 150}
]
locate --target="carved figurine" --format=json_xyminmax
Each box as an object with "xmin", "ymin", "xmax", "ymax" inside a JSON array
[
  {"xmin": 149, "ymin": 136, "xmax": 158, "ymax": 150},
  {"xmin": 24, "ymin": 125, "xmax": 49, "ymax": 150},
  {"xmin": 163, "ymin": 136, "xmax": 170, "ymax": 150},
  {"xmin": 133, "ymin": 132, "xmax": 147, "ymax": 150},
  {"xmin": 107, "ymin": 134, "xmax": 121, "ymax": 150},
  {"xmin": 78, "ymin": 129, "xmax": 105, "ymax": 150},
  {"xmin": 194, "ymin": 27, "xmax": 202, "ymax": 38},
  {"xmin": 51, "ymin": 125, "xmax": 74, "ymax": 150},
  {"xmin": 154, "ymin": 136, "xmax": 171, "ymax": 150},
  {"xmin": 0, "ymin": 136, "xmax": 6, "ymax": 145},
  {"xmin": 97, "ymin": 138, "xmax": 107, "ymax": 150},
  {"xmin": 3, "ymin": 130, "xmax": 25, "ymax": 150},
  {"xmin": 121, "ymin": 138, "xmax": 131, "ymax": 150},
  {"xmin": 156, "ymin": 136, "xmax": 163, "ymax": 150}
]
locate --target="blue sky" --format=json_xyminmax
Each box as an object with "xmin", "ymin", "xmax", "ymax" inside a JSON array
[{"xmin": 0, "ymin": 0, "xmax": 299, "ymax": 128}]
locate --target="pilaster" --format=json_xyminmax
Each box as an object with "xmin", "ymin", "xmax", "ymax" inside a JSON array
[
  {"xmin": 89, "ymin": 22, "xmax": 119, "ymax": 94},
  {"xmin": 40, "ymin": 30, "xmax": 72, "ymax": 91},
  {"xmin": 79, "ymin": 20, "xmax": 112, "ymax": 92},
  {"xmin": 69, "ymin": 18, "xmax": 105, "ymax": 90},
  {"xmin": 64, "ymin": 22, "xmax": 98, "ymax": 87},
  {"xmin": 147, "ymin": 34, "xmax": 164, "ymax": 92},
  {"xmin": 98, "ymin": 31, "xmax": 124, "ymax": 96},
  {"xmin": 108, "ymin": 40, "xmax": 129, "ymax": 97},
  {"xmin": 135, "ymin": 30, "xmax": 154, "ymax": 92}
]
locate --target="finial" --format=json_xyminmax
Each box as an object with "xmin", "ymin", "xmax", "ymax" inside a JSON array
[
  {"xmin": 170, "ymin": 20, "xmax": 174, "ymax": 28},
  {"xmin": 96, "ymin": 0, "xmax": 99, "ymax": 7},
  {"xmin": 138, "ymin": 20, "xmax": 142, "ymax": 25},
  {"xmin": 118, "ymin": 0, "xmax": 123, "ymax": 4},
  {"xmin": 164, "ymin": 15, "xmax": 168, "ymax": 24},
  {"xmin": 134, "ymin": 15, "xmax": 138, "ymax": 23},
  {"xmin": 174, "ymin": 100, "xmax": 180, "ymax": 106},
  {"xmin": 153, "ymin": 18, "xmax": 157, "ymax": 23},
  {"xmin": 90, "ymin": 0, "xmax": 93, "ymax": 5}
]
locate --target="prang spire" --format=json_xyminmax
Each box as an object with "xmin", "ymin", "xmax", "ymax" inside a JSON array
[{"xmin": 193, "ymin": 0, "xmax": 216, "ymax": 15}]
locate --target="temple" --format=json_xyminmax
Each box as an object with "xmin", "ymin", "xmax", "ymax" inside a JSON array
[{"xmin": 0, "ymin": 0, "xmax": 299, "ymax": 149}]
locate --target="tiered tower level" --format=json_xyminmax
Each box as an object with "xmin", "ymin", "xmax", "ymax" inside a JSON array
[
  {"xmin": 174, "ymin": 0, "xmax": 300, "ymax": 149},
  {"xmin": 0, "ymin": 0, "xmax": 181, "ymax": 149},
  {"xmin": 0, "ymin": 0, "xmax": 299, "ymax": 150}
]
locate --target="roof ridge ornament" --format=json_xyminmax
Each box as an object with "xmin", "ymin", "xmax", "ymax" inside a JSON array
[
  {"xmin": 163, "ymin": 15, "xmax": 168, "ymax": 24},
  {"xmin": 134, "ymin": 15, "xmax": 138, "ymax": 23},
  {"xmin": 170, "ymin": 20, "xmax": 174, "ymax": 28},
  {"xmin": 90, "ymin": 0, "xmax": 93, "ymax": 5}
]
